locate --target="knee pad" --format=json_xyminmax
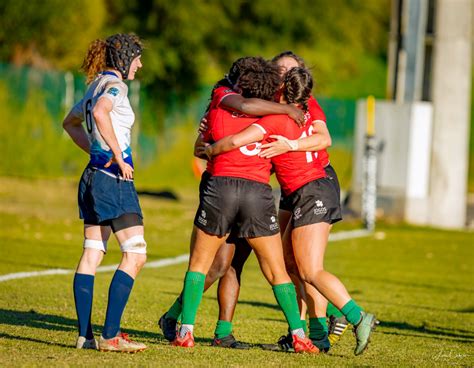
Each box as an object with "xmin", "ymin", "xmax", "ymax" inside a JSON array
[
  {"xmin": 83, "ymin": 239, "xmax": 107, "ymax": 253},
  {"xmin": 120, "ymin": 235, "xmax": 147, "ymax": 254}
]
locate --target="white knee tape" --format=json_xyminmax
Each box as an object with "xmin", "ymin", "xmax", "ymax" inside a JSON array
[
  {"xmin": 121, "ymin": 235, "xmax": 147, "ymax": 254},
  {"xmin": 83, "ymin": 239, "xmax": 107, "ymax": 253}
]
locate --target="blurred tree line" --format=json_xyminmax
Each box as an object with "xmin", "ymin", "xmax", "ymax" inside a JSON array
[{"xmin": 0, "ymin": 0, "xmax": 390, "ymax": 100}]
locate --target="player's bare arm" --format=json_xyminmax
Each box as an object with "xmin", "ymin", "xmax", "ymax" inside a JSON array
[
  {"xmin": 93, "ymin": 97, "xmax": 134, "ymax": 179},
  {"xmin": 205, "ymin": 125, "xmax": 264, "ymax": 159},
  {"xmin": 259, "ymin": 120, "xmax": 331, "ymax": 158},
  {"xmin": 62, "ymin": 111, "xmax": 90, "ymax": 154},
  {"xmin": 221, "ymin": 94, "xmax": 305, "ymax": 125}
]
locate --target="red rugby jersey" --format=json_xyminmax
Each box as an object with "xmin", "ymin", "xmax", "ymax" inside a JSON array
[
  {"xmin": 254, "ymin": 114, "xmax": 326, "ymax": 195},
  {"xmin": 308, "ymin": 96, "xmax": 330, "ymax": 167},
  {"xmin": 205, "ymin": 88, "xmax": 271, "ymax": 183},
  {"xmin": 202, "ymin": 86, "xmax": 239, "ymax": 173}
]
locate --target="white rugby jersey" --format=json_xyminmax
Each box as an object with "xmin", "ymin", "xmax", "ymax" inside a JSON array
[{"xmin": 71, "ymin": 72, "xmax": 135, "ymax": 176}]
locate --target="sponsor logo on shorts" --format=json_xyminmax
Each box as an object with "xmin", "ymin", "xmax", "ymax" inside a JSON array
[
  {"xmin": 314, "ymin": 200, "xmax": 328, "ymax": 215},
  {"xmin": 269, "ymin": 215, "xmax": 279, "ymax": 230},
  {"xmin": 294, "ymin": 207, "xmax": 302, "ymax": 220},
  {"xmin": 198, "ymin": 210, "xmax": 207, "ymax": 226}
]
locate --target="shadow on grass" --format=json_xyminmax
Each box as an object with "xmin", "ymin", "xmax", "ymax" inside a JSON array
[
  {"xmin": 381, "ymin": 320, "xmax": 474, "ymax": 343},
  {"xmin": 343, "ymin": 274, "xmax": 473, "ymax": 293},
  {"xmin": 0, "ymin": 308, "xmax": 215, "ymax": 346}
]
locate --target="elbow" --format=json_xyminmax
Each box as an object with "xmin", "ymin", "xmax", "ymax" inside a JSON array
[
  {"xmin": 325, "ymin": 135, "xmax": 332, "ymax": 149},
  {"xmin": 238, "ymin": 100, "xmax": 252, "ymax": 114},
  {"xmin": 229, "ymin": 137, "xmax": 241, "ymax": 149}
]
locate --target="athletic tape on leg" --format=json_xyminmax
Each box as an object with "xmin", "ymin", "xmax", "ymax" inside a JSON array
[
  {"xmin": 120, "ymin": 235, "xmax": 147, "ymax": 254},
  {"xmin": 83, "ymin": 239, "xmax": 107, "ymax": 253}
]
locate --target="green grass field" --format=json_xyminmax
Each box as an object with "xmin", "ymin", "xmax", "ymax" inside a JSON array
[{"xmin": 0, "ymin": 177, "xmax": 473, "ymax": 367}]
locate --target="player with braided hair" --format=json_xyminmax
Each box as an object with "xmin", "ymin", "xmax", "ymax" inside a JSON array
[
  {"xmin": 63, "ymin": 33, "xmax": 147, "ymax": 353},
  {"xmin": 168, "ymin": 57, "xmax": 318, "ymax": 353},
  {"xmin": 159, "ymin": 56, "xmax": 306, "ymax": 349},
  {"xmin": 206, "ymin": 65, "xmax": 377, "ymax": 356}
]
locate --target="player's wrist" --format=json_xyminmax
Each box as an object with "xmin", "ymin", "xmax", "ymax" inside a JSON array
[{"xmin": 285, "ymin": 139, "xmax": 299, "ymax": 151}]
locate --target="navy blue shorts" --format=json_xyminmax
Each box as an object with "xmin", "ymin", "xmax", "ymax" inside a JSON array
[{"xmin": 78, "ymin": 166, "xmax": 143, "ymax": 225}]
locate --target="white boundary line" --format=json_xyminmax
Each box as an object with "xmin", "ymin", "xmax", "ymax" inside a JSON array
[{"xmin": 0, "ymin": 230, "xmax": 372, "ymax": 283}]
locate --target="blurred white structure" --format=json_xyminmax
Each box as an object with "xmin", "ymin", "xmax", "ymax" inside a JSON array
[{"xmin": 352, "ymin": 0, "xmax": 472, "ymax": 229}]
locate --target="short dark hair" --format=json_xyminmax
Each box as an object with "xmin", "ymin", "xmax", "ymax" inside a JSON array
[{"xmin": 235, "ymin": 56, "xmax": 281, "ymax": 100}]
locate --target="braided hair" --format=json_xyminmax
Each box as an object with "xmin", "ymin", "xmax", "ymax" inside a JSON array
[{"xmin": 282, "ymin": 67, "xmax": 313, "ymax": 112}]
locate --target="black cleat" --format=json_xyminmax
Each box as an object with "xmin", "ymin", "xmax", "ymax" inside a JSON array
[
  {"xmin": 260, "ymin": 333, "xmax": 294, "ymax": 352},
  {"xmin": 211, "ymin": 334, "xmax": 250, "ymax": 349},
  {"xmin": 158, "ymin": 313, "xmax": 178, "ymax": 342},
  {"xmin": 311, "ymin": 333, "xmax": 331, "ymax": 353}
]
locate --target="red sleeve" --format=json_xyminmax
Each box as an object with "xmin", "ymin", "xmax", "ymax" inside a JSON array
[
  {"xmin": 252, "ymin": 115, "xmax": 289, "ymax": 139},
  {"xmin": 308, "ymin": 96, "xmax": 326, "ymax": 123},
  {"xmin": 213, "ymin": 86, "xmax": 238, "ymax": 108}
]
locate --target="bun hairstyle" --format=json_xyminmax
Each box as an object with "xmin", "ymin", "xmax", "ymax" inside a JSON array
[
  {"xmin": 283, "ymin": 67, "xmax": 313, "ymax": 112},
  {"xmin": 81, "ymin": 33, "xmax": 142, "ymax": 84}
]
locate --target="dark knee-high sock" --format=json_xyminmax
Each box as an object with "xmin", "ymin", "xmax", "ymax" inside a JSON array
[
  {"xmin": 102, "ymin": 270, "xmax": 134, "ymax": 339},
  {"xmin": 73, "ymin": 273, "xmax": 95, "ymax": 339}
]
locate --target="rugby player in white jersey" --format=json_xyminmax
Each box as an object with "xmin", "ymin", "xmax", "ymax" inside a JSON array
[{"xmin": 63, "ymin": 33, "xmax": 147, "ymax": 353}]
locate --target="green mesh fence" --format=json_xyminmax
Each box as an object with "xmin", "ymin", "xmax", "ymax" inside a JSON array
[{"xmin": 0, "ymin": 63, "xmax": 356, "ymax": 185}]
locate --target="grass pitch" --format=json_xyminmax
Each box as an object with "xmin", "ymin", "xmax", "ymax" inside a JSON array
[{"xmin": 0, "ymin": 177, "xmax": 473, "ymax": 367}]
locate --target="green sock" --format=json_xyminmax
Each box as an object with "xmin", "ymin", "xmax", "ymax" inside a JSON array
[
  {"xmin": 301, "ymin": 319, "xmax": 308, "ymax": 334},
  {"xmin": 214, "ymin": 320, "xmax": 232, "ymax": 339},
  {"xmin": 181, "ymin": 271, "xmax": 206, "ymax": 325},
  {"xmin": 341, "ymin": 299, "xmax": 363, "ymax": 326},
  {"xmin": 165, "ymin": 297, "xmax": 182, "ymax": 320},
  {"xmin": 272, "ymin": 283, "xmax": 302, "ymax": 331},
  {"xmin": 326, "ymin": 302, "xmax": 344, "ymax": 318},
  {"xmin": 309, "ymin": 317, "xmax": 328, "ymax": 340}
]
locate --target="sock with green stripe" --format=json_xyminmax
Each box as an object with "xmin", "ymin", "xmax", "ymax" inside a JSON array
[
  {"xmin": 341, "ymin": 299, "xmax": 363, "ymax": 326},
  {"xmin": 326, "ymin": 302, "xmax": 344, "ymax": 318},
  {"xmin": 181, "ymin": 271, "xmax": 206, "ymax": 325},
  {"xmin": 272, "ymin": 283, "xmax": 304, "ymax": 334},
  {"xmin": 309, "ymin": 317, "xmax": 328, "ymax": 340},
  {"xmin": 214, "ymin": 320, "xmax": 233, "ymax": 339}
]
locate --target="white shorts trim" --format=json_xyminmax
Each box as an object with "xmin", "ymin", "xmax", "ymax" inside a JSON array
[
  {"xmin": 83, "ymin": 239, "xmax": 107, "ymax": 253},
  {"xmin": 121, "ymin": 235, "xmax": 147, "ymax": 254}
]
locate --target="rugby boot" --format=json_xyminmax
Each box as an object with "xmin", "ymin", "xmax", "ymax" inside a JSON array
[
  {"xmin": 277, "ymin": 333, "xmax": 294, "ymax": 351},
  {"xmin": 353, "ymin": 312, "xmax": 377, "ymax": 355},
  {"xmin": 292, "ymin": 334, "xmax": 319, "ymax": 354},
  {"xmin": 98, "ymin": 333, "xmax": 147, "ymax": 353},
  {"xmin": 328, "ymin": 315, "xmax": 350, "ymax": 346},
  {"xmin": 211, "ymin": 334, "xmax": 250, "ymax": 349},
  {"xmin": 158, "ymin": 313, "xmax": 178, "ymax": 341},
  {"xmin": 76, "ymin": 336, "xmax": 98, "ymax": 350},
  {"xmin": 171, "ymin": 331, "xmax": 195, "ymax": 347},
  {"xmin": 311, "ymin": 333, "xmax": 331, "ymax": 353}
]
